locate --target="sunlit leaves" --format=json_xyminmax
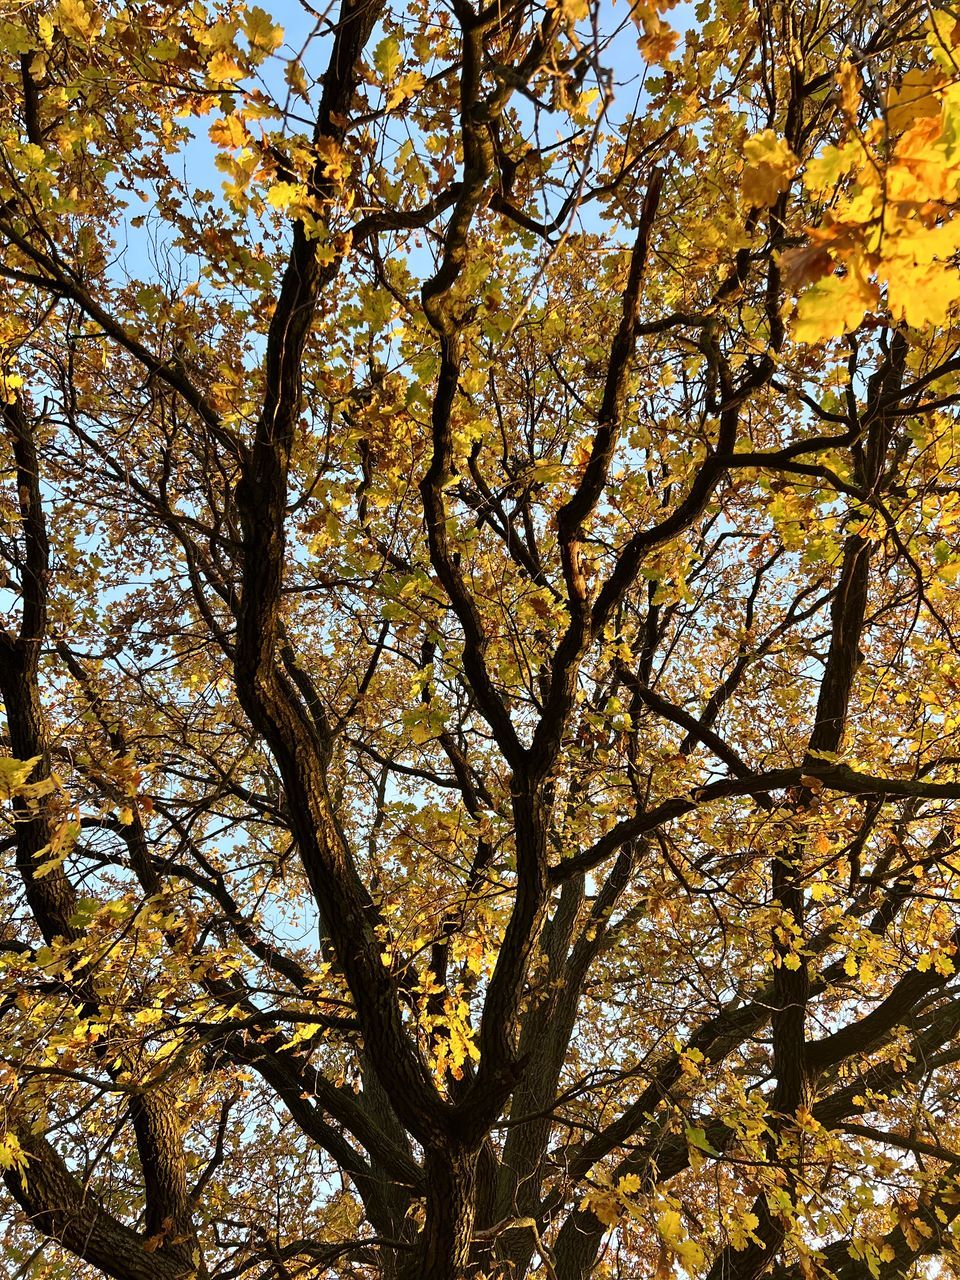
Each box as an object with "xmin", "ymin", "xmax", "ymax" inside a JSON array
[
  {"xmin": 207, "ymin": 51, "xmax": 245, "ymax": 85},
  {"xmin": 789, "ymin": 25, "xmax": 960, "ymax": 340},
  {"xmin": 0, "ymin": 757, "xmax": 49, "ymax": 802},
  {"xmin": 372, "ymin": 34, "xmax": 402, "ymax": 81},
  {"xmin": 241, "ymin": 5, "xmax": 283, "ymax": 56},
  {"xmin": 741, "ymin": 129, "xmax": 798, "ymax": 208},
  {"xmin": 0, "ymin": 1133, "xmax": 28, "ymax": 1188},
  {"xmin": 54, "ymin": 0, "xmax": 101, "ymax": 42},
  {"xmin": 792, "ymin": 271, "xmax": 878, "ymax": 344},
  {"xmin": 5, "ymin": 1, "xmax": 960, "ymax": 1278}
]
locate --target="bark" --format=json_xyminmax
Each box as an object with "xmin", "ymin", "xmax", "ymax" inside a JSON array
[
  {"xmin": 401, "ymin": 1146, "xmax": 480, "ymax": 1280},
  {"xmin": 3, "ymin": 1120, "xmax": 190, "ymax": 1280}
]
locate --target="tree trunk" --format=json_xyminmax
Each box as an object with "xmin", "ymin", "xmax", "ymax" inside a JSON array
[{"xmin": 404, "ymin": 1146, "xmax": 479, "ymax": 1280}]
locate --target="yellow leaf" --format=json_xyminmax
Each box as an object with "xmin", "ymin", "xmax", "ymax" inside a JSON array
[
  {"xmin": 883, "ymin": 255, "xmax": 960, "ymax": 329},
  {"xmin": 0, "ymin": 1133, "xmax": 28, "ymax": 1187},
  {"xmin": 927, "ymin": 10, "xmax": 960, "ymax": 68},
  {"xmin": 315, "ymin": 136, "xmax": 348, "ymax": 184},
  {"xmin": 792, "ymin": 271, "xmax": 877, "ymax": 344},
  {"xmin": 658, "ymin": 1208, "xmax": 706, "ymax": 1270},
  {"xmin": 208, "ymin": 52, "xmax": 245, "ymax": 85},
  {"xmin": 631, "ymin": 4, "xmax": 678, "ymax": 61},
  {"xmin": 742, "ymin": 130, "xmax": 799, "ymax": 207},
  {"xmin": 803, "ymin": 140, "xmax": 860, "ymax": 195},
  {"xmin": 386, "ymin": 71, "xmax": 426, "ymax": 111},
  {"xmin": 0, "ymin": 756, "xmax": 41, "ymax": 800},
  {"xmin": 55, "ymin": 0, "xmax": 99, "ymax": 40},
  {"xmin": 0, "ymin": 370, "xmax": 24, "ymax": 404},
  {"xmin": 19, "ymin": 144, "xmax": 46, "ymax": 172},
  {"xmin": 285, "ymin": 59, "xmax": 309, "ymax": 99},
  {"xmin": 266, "ymin": 181, "xmax": 305, "ymax": 210},
  {"xmin": 887, "ymin": 68, "xmax": 943, "ymax": 134},
  {"xmin": 729, "ymin": 1210, "xmax": 761, "ymax": 1251},
  {"xmin": 657, "ymin": 1208, "xmax": 684, "ymax": 1247},
  {"xmin": 677, "ymin": 1239, "xmax": 706, "ymax": 1270},
  {"xmin": 134, "ymin": 1006, "xmax": 165, "ymax": 1026},
  {"xmin": 837, "ymin": 60, "xmax": 861, "ymax": 122},
  {"xmin": 890, "ymin": 115, "xmax": 955, "ymax": 202},
  {"xmin": 242, "ymin": 5, "xmax": 283, "ymax": 54},
  {"xmin": 581, "ymin": 1189, "xmax": 621, "ymax": 1227},
  {"xmin": 209, "ymin": 115, "xmax": 249, "ymax": 150},
  {"xmin": 34, "ymin": 816, "xmax": 80, "ymax": 878}
]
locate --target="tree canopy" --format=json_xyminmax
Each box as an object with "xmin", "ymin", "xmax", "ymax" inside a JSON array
[{"xmin": 4, "ymin": 0, "xmax": 960, "ymax": 1278}]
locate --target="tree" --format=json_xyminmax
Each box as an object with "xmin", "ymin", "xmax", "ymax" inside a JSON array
[{"xmin": 4, "ymin": 0, "xmax": 960, "ymax": 1276}]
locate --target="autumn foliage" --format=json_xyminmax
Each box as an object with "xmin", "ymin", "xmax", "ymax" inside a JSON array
[{"xmin": 5, "ymin": 1, "xmax": 960, "ymax": 1278}]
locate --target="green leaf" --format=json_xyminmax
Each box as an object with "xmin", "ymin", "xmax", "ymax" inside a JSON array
[
  {"xmin": 685, "ymin": 1124, "xmax": 721, "ymax": 1156},
  {"xmin": 373, "ymin": 35, "xmax": 402, "ymax": 81}
]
